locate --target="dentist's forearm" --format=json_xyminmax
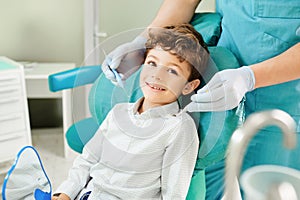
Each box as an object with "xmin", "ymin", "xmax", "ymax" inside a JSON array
[
  {"xmin": 149, "ymin": 0, "xmax": 201, "ymax": 28},
  {"xmin": 140, "ymin": 0, "xmax": 201, "ymax": 37},
  {"xmin": 250, "ymin": 42, "xmax": 300, "ymax": 89}
]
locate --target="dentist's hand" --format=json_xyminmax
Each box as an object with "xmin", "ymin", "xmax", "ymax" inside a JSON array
[
  {"xmin": 101, "ymin": 36, "xmax": 147, "ymax": 86},
  {"xmin": 187, "ymin": 66, "xmax": 255, "ymax": 112}
]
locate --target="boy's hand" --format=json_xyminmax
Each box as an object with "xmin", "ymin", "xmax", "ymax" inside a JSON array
[{"xmin": 51, "ymin": 193, "xmax": 71, "ymax": 200}]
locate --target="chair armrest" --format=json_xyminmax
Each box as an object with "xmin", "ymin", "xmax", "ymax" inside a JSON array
[
  {"xmin": 66, "ymin": 117, "xmax": 99, "ymax": 153},
  {"xmin": 48, "ymin": 65, "xmax": 102, "ymax": 92}
]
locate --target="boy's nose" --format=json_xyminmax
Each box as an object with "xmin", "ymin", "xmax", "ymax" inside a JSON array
[
  {"xmin": 152, "ymin": 67, "xmax": 165, "ymax": 80},
  {"xmin": 151, "ymin": 74, "xmax": 161, "ymax": 80}
]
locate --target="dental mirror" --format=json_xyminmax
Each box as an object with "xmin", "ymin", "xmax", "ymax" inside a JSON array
[{"xmin": 1, "ymin": 146, "xmax": 52, "ymax": 200}]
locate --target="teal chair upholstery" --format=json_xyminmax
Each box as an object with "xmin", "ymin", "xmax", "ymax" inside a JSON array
[{"xmin": 48, "ymin": 13, "xmax": 242, "ymax": 200}]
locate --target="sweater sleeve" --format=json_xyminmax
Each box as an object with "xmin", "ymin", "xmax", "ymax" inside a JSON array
[
  {"xmin": 54, "ymin": 111, "xmax": 112, "ymax": 199},
  {"xmin": 161, "ymin": 118, "xmax": 199, "ymax": 200}
]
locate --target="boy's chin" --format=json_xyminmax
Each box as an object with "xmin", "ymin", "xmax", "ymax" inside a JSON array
[{"xmin": 144, "ymin": 96, "xmax": 177, "ymax": 105}]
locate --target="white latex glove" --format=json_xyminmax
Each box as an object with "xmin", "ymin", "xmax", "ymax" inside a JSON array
[
  {"xmin": 187, "ymin": 66, "xmax": 255, "ymax": 112},
  {"xmin": 101, "ymin": 35, "xmax": 147, "ymax": 86}
]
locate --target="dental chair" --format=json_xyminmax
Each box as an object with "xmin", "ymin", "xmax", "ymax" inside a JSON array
[{"xmin": 48, "ymin": 13, "xmax": 243, "ymax": 200}]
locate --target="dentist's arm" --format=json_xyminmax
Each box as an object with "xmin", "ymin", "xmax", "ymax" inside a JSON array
[
  {"xmin": 187, "ymin": 42, "xmax": 300, "ymax": 112},
  {"xmin": 251, "ymin": 42, "xmax": 300, "ymax": 88},
  {"xmin": 149, "ymin": 0, "xmax": 201, "ymax": 28},
  {"xmin": 102, "ymin": 0, "xmax": 201, "ymax": 85}
]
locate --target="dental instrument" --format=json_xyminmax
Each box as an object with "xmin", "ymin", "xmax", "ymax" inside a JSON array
[
  {"xmin": 109, "ymin": 66, "xmax": 124, "ymax": 88},
  {"xmin": 107, "ymin": 66, "xmax": 131, "ymax": 100}
]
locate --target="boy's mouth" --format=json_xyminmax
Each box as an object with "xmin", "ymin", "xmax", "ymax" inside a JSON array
[{"xmin": 146, "ymin": 82, "xmax": 166, "ymax": 91}]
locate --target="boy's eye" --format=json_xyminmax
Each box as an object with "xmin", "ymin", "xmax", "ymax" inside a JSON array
[
  {"xmin": 147, "ymin": 61, "xmax": 156, "ymax": 67},
  {"xmin": 167, "ymin": 68, "xmax": 178, "ymax": 75}
]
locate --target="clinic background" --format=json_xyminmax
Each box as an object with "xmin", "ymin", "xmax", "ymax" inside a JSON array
[
  {"xmin": 0, "ymin": 0, "xmax": 214, "ymax": 65},
  {"xmin": 0, "ymin": 0, "xmax": 215, "ymax": 127},
  {"xmin": 0, "ymin": 0, "xmax": 216, "ymax": 194}
]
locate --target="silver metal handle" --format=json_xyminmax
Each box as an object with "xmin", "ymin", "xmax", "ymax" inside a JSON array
[
  {"xmin": 94, "ymin": 31, "xmax": 108, "ymax": 38},
  {"xmin": 224, "ymin": 109, "xmax": 297, "ymax": 200}
]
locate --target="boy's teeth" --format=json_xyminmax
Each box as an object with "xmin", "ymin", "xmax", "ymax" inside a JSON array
[
  {"xmin": 147, "ymin": 82, "xmax": 164, "ymax": 90},
  {"xmin": 153, "ymin": 86, "xmax": 163, "ymax": 90}
]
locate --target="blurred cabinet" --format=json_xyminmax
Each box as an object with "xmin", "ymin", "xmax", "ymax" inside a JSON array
[
  {"xmin": 24, "ymin": 62, "xmax": 75, "ymax": 157},
  {"xmin": 0, "ymin": 57, "xmax": 31, "ymax": 167}
]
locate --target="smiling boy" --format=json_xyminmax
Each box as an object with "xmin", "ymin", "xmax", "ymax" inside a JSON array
[{"xmin": 53, "ymin": 24, "xmax": 209, "ymax": 200}]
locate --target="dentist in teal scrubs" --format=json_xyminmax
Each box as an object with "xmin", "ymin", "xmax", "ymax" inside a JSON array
[
  {"xmin": 102, "ymin": 0, "xmax": 300, "ymax": 199},
  {"xmin": 191, "ymin": 1, "xmax": 300, "ymax": 199}
]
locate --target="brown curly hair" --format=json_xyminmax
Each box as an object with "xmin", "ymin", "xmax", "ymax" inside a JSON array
[{"xmin": 145, "ymin": 23, "xmax": 209, "ymax": 86}]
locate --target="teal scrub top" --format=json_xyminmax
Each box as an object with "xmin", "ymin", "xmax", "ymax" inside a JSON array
[
  {"xmin": 216, "ymin": 0, "xmax": 300, "ymax": 65},
  {"xmin": 216, "ymin": 0, "xmax": 300, "ymax": 119},
  {"xmin": 216, "ymin": 0, "xmax": 300, "ymax": 169}
]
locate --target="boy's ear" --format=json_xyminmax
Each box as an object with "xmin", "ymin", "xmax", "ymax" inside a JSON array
[{"xmin": 182, "ymin": 79, "xmax": 200, "ymax": 95}]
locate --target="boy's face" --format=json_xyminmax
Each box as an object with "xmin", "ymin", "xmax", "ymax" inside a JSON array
[{"xmin": 140, "ymin": 48, "xmax": 198, "ymax": 107}]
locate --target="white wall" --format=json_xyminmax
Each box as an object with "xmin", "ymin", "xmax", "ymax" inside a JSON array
[
  {"xmin": 196, "ymin": 0, "xmax": 216, "ymax": 12},
  {"xmin": 97, "ymin": 0, "xmax": 215, "ymax": 43},
  {"xmin": 0, "ymin": 0, "xmax": 215, "ymax": 65},
  {"xmin": 0, "ymin": 0, "xmax": 84, "ymax": 65},
  {"xmin": 0, "ymin": 0, "xmax": 85, "ymax": 127},
  {"xmin": 91, "ymin": 0, "xmax": 215, "ymax": 65},
  {"xmin": 97, "ymin": 0, "xmax": 162, "ymax": 38}
]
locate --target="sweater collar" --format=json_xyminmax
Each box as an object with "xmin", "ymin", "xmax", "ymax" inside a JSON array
[{"xmin": 132, "ymin": 97, "xmax": 180, "ymax": 119}]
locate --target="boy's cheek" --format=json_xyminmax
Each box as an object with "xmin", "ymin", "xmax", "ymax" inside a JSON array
[
  {"xmin": 166, "ymin": 81, "xmax": 186, "ymax": 95},
  {"xmin": 139, "ymin": 67, "xmax": 152, "ymax": 80}
]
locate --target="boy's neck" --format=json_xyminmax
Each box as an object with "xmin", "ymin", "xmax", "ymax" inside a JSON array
[{"xmin": 138, "ymin": 98, "xmax": 177, "ymax": 114}]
